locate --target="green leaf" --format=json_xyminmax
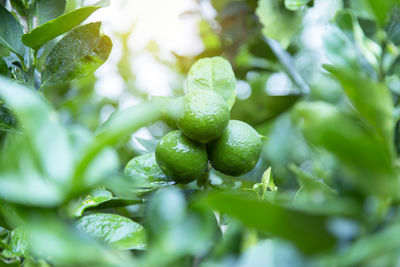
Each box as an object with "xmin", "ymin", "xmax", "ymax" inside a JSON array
[
  {"xmin": 252, "ymin": 167, "xmax": 278, "ymax": 201},
  {"xmin": 71, "ymin": 189, "xmax": 114, "ymax": 217},
  {"xmin": 23, "ymin": 214, "xmax": 127, "ymax": 266},
  {"xmin": 324, "ymin": 65, "xmax": 394, "ymax": 149},
  {"xmin": 289, "ymin": 164, "xmax": 337, "ymax": 205},
  {"xmin": 0, "ymin": 170, "xmax": 64, "ymax": 207},
  {"xmin": 35, "ymin": 0, "xmax": 66, "ymax": 26},
  {"xmin": 284, "ymin": 0, "xmax": 310, "ymax": 11},
  {"xmin": 334, "ymin": 10, "xmax": 381, "ymax": 73},
  {"xmin": 231, "ymin": 94, "xmax": 300, "ymax": 126},
  {"xmin": 340, "ymin": 222, "xmax": 400, "ymax": 266},
  {"xmin": 71, "ymin": 103, "xmax": 163, "ymax": 195},
  {"xmin": 135, "ymin": 137, "xmax": 158, "ymax": 152},
  {"xmin": 295, "ymin": 101, "xmax": 396, "ymax": 196},
  {"xmin": 10, "ymin": 0, "xmax": 27, "ymax": 17},
  {"xmin": 146, "ymin": 188, "xmax": 217, "ymax": 262},
  {"xmin": 0, "ymin": 57, "xmax": 8, "ymax": 76},
  {"xmin": 22, "ymin": 0, "xmax": 109, "ymax": 49},
  {"xmin": 41, "ymin": 22, "xmax": 112, "ymax": 88},
  {"xmin": 187, "ymin": 56, "xmax": 237, "ymax": 109},
  {"xmin": 0, "ymin": 76, "xmax": 73, "ymax": 185},
  {"xmin": 0, "ymin": 4, "xmax": 25, "ymax": 58},
  {"xmin": 323, "ymin": 26, "xmax": 360, "ymax": 71},
  {"xmin": 76, "ymin": 213, "xmax": 147, "ymax": 250},
  {"xmin": 124, "ymin": 153, "xmax": 175, "ymax": 190},
  {"xmin": 202, "ymin": 191, "xmax": 337, "ymax": 254},
  {"xmin": 256, "ymin": 0, "xmax": 302, "ymax": 48},
  {"xmin": 386, "ymin": 8, "xmax": 400, "ymax": 46},
  {"xmin": 362, "ymin": 0, "xmax": 398, "ymax": 26},
  {"xmin": 2, "ymin": 227, "xmax": 28, "ymax": 259}
]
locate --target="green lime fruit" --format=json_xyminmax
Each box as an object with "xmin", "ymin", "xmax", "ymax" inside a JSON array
[
  {"xmin": 177, "ymin": 90, "xmax": 230, "ymax": 143},
  {"xmin": 208, "ymin": 120, "xmax": 262, "ymax": 176},
  {"xmin": 155, "ymin": 130, "xmax": 208, "ymax": 184}
]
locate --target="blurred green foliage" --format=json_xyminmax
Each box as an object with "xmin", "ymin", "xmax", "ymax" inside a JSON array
[{"xmin": 0, "ymin": 0, "xmax": 400, "ymax": 266}]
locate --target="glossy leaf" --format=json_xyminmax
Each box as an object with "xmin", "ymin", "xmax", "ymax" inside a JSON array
[
  {"xmin": 22, "ymin": 0, "xmax": 109, "ymax": 49},
  {"xmin": 290, "ymin": 164, "xmax": 336, "ymax": 205},
  {"xmin": 231, "ymin": 93, "xmax": 300, "ymax": 126},
  {"xmin": 284, "ymin": 0, "xmax": 310, "ymax": 11},
  {"xmin": 0, "ymin": 58, "xmax": 8, "ymax": 76},
  {"xmin": 24, "ymin": 214, "xmax": 124, "ymax": 266},
  {"xmin": 340, "ymin": 222, "xmax": 400, "ymax": 266},
  {"xmin": 146, "ymin": 188, "xmax": 217, "ymax": 262},
  {"xmin": 334, "ymin": 10, "xmax": 381, "ymax": 72},
  {"xmin": 35, "ymin": 0, "xmax": 66, "ymax": 26},
  {"xmin": 323, "ymin": 25, "xmax": 360, "ymax": 71},
  {"xmin": 72, "ymin": 189, "xmax": 113, "ymax": 217},
  {"xmin": 124, "ymin": 153, "xmax": 175, "ymax": 189},
  {"xmin": 2, "ymin": 227, "xmax": 28, "ymax": 259},
  {"xmin": 253, "ymin": 167, "xmax": 278, "ymax": 202},
  {"xmin": 0, "ymin": 4, "xmax": 24, "ymax": 57},
  {"xmin": 76, "ymin": 213, "xmax": 147, "ymax": 250},
  {"xmin": 135, "ymin": 137, "xmax": 158, "ymax": 152},
  {"xmin": 0, "ymin": 170, "xmax": 64, "ymax": 207},
  {"xmin": 72, "ymin": 103, "xmax": 163, "ymax": 194},
  {"xmin": 256, "ymin": 0, "xmax": 302, "ymax": 48},
  {"xmin": 10, "ymin": 0, "xmax": 27, "ymax": 17},
  {"xmin": 187, "ymin": 56, "xmax": 237, "ymax": 109},
  {"xmin": 41, "ymin": 22, "xmax": 112, "ymax": 88},
  {"xmin": 0, "ymin": 76, "xmax": 73, "ymax": 185},
  {"xmin": 203, "ymin": 191, "xmax": 337, "ymax": 254},
  {"xmin": 325, "ymin": 65, "xmax": 394, "ymax": 148},
  {"xmin": 362, "ymin": 0, "xmax": 397, "ymax": 26},
  {"xmin": 295, "ymin": 101, "xmax": 396, "ymax": 196}
]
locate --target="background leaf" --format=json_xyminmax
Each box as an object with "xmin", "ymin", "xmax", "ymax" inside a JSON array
[
  {"xmin": 71, "ymin": 188, "xmax": 113, "ymax": 217},
  {"xmin": 124, "ymin": 153, "xmax": 175, "ymax": 190},
  {"xmin": 22, "ymin": 0, "xmax": 109, "ymax": 49},
  {"xmin": 0, "ymin": 4, "xmax": 24, "ymax": 58},
  {"xmin": 71, "ymin": 102, "xmax": 163, "ymax": 194},
  {"xmin": 231, "ymin": 94, "xmax": 300, "ymax": 126},
  {"xmin": 1, "ymin": 227, "xmax": 28, "ymax": 259},
  {"xmin": 325, "ymin": 65, "xmax": 394, "ymax": 149},
  {"xmin": 35, "ymin": 0, "xmax": 66, "ymax": 26},
  {"xmin": 295, "ymin": 101, "xmax": 396, "ymax": 196},
  {"xmin": 76, "ymin": 213, "xmax": 147, "ymax": 250},
  {"xmin": 41, "ymin": 22, "xmax": 112, "ymax": 88},
  {"xmin": 187, "ymin": 56, "xmax": 237, "ymax": 109},
  {"xmin": 202, "ymin": 191, "xmax": 337, "ymax": 254},
  {"xmin": 256, "ymin": 0, "xmax": 302, "ymax": 48},
  {"xmin": 284, "ymin": 0, "xmax": 310, "ymax": 11},
  {"xmin": 362, "ymin": 0, "xmax": 398, "ymax": 26},
  {"xmin": 0, "ymin": 76, "xmax": 73, "ymax": 185},
  {"xmin": 9, "ymin": 0, "xmax": 27, "ymax": 17},
  {"xmin": 0, "ymin": 57, "xmax": 8, "ymax": 76}
]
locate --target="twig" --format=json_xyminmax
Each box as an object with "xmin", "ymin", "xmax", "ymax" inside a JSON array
[{"xmin": 262, "ymin": 37, "xmax": 310, "ymax": 94}]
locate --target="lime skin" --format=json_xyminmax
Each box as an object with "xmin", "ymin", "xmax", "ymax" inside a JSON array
[
  {"xmin": 177, "ymin": 90, "xmax": 230, "ymax": 143},
  {"xmin": 155, "ymin": 130, "xmax": 208, "ymax": 184},
  {"xmin": 207, "ymin": 120, "xmax": 262, "ymax": 176}
]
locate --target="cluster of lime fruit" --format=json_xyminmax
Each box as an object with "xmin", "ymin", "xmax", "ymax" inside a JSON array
[{"xmin": 155, "ymin": 88, "xmax": 263, "ymax": 184}]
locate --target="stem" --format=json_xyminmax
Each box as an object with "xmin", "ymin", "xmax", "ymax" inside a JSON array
[
  {"xmin": 263, "ymin": 37, "xmax": 310, "ymax": 95},
  {"xmin": 378, "ymin": 39, "xmax": 387, "ymax": 82},
  {"xmin": 25, "ymin": 0, "xmax": 37, "ymax": 88}
]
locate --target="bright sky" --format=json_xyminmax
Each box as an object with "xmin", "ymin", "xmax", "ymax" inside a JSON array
[
  {"xmin": 85, "ymin": 0, "xmax": 341, "ymax": 142},
  {"xmin": 87, "ymin": 0, "xmax": 212, "ymax": 142},
  {"xmin": 88, "ymin": 0, "xmax": 209, "ymax": 100}
]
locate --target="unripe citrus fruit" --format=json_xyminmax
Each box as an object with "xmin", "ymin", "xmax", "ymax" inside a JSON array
[
  {"xmin": 207, "ymin": 120, "xmax": 262, "ymax": 176},
  {"xmin": 155, "ymin": 130, "xmax": 208, "ymax": 184},
  {"xmin": 177, "ymin": 90, "xmax": 230, "ymax": 143}
]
